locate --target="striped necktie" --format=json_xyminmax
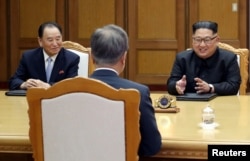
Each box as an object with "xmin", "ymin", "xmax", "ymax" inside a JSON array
[{"xmin": 46, "ymin": 57, "xmax": 53, "ymax": 82}]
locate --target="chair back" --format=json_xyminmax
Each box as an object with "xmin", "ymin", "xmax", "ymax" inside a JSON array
[
  {"xmin": 62, "ymin": 41, "xmax": 94, "ymax": 77},
  {"xmin": 217, "ymin": 42, "xmax": 249, "ymax": 95},
  {"xmin": 26, "ymin": 77, "xmax": 141, "ymax": 161}
]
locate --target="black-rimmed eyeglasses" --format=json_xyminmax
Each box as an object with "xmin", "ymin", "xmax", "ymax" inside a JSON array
[{"xmin": 192, "ymin": 35, "xmax": 217, "ymax": 45}]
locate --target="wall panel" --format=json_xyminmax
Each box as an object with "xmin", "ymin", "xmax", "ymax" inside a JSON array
[
  {"xmin": 128, "ymin": 0, "xmax": 185, "ymax": 85},
  {"xmin": 78, "ymin": 0, "xmax": 115, "ymax": 39},
  {"xmin": 20, "ymin": 0, "xmax": 56, "ymax": 38},
  {"xmin": 138, "ymin": 0, "xmax": 176, "ymax": 39},
  {"xmin": 0, "ymin": 0, "xmax": 7, "ymax": 83},
  {"xmin": 137, "ymin": 51, "xmax": 173, "ymax": 75},
  {"xmin": 189, "ymin": 0, "xmax": 247, "ymax": 48},
  {"xmin": 198, "ymin": 0, "xmax": 238, "ymax": 39},
  {"xmin": 68, "ymin": 0, "xmax": 124, "ymax": 47}
]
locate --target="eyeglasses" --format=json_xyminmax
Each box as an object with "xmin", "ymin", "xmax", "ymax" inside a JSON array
[{"xmin": 192, "ymin": 35, "xmax": 217, "ymax": 45}]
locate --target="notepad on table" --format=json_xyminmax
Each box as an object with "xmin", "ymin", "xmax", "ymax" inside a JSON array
[
  {"xmin": 176, "ymin": 93, "xmax": 217, "ymax": 101},
  {"xmin": 5, "ymin": 90, "xmax": 27, "ymax": 96}
]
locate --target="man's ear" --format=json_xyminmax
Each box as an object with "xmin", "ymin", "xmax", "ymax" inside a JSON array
[
  {"xmin": 217, "ymin": 35, "xmax": 220, "ymax": 40},
  {"xmin": 37, "ymin": 37, "xmax": 42, "ymax": 47},
  {"xmin": 89, "ymin": 50, "xmax": 96, "ymax": 64},
  {"xmin": 215, "ymin": 35, "xmax": 220, "ymax": 43},
  {"xmin": 121, "ymin": 52, "xmax": 127, "ymax": 64}
]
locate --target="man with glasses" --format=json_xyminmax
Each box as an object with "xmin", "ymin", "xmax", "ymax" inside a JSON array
[{"xmin": 167, "ymin": 21, "xmax": 241, "ymax": 95}]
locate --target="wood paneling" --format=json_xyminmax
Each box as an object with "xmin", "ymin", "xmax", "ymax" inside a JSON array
[
  {"xmin": 67, "ymin": 0, "xmax": 125, "ymax": 47},
  {"xmin": 78, "ymin": 0, "xmax": 115, "ymax": 38},
  {"xmin": 138, "ymin": 0, "xmax": 176, "ymax": 39},
  {"xmin": 0, "ymin": 0, "xmax": 8, "ymax": 82},
  {"xmin": 128, "ymin": 0, "xmax": 185, "ymax": 84},
  {"xmin": 189, "ymin": 0, "xmax": 247, "ymax": 48},
  {"xmin": 137, "ymin": 51, "xmax": 173, "ymax": 75},
  {"xmin": 20, "ymin": 0, "xmax": 56, "ymax": 38},
  {"xmin": 67, "ymin": 0, "xmax": 125, "ymax": 76},
  {"xmin": 199, "ymin": 0, "xmax": 238, "ymax": 38},
  {"xmin": 136, "ymin": 50, "xmax": 176, "ymax": 84}
]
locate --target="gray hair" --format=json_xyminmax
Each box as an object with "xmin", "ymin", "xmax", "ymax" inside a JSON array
[{"xmin": 90, "ymin": 24, "xmax": 129, "ymax": 65}]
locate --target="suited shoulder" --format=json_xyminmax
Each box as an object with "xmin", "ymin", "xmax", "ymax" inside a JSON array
[
  {"xmin": 218, "ymin": 48, "xmax": 236, "ymax": 58},
  {"xmin": 119, "ymin": 77, "xmax": 150, "ymax": 93},
  {"xmin": 22, "ymin": 48, "xmax": 43, "ymax": 57},
  {"xmin": 176, "ymin": 49, "xmax": 193, "ymax": 59},
  {"xmin": 63, "ymin": 48, "xmax": 80, "ymax": 58}
]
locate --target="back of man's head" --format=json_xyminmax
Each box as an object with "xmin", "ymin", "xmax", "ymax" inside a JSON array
[{"xmin": 90, "ymin": 24, "xmax": 128, "ymax": 65}]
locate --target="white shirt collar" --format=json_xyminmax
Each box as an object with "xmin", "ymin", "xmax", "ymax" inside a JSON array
[
  {"xmin": 95, "ymin": 68, "xmax": 119, "ymax": 75},
  {"xmin": 43, "ymin": 49, "xmax": 58, "ymax": 62}
]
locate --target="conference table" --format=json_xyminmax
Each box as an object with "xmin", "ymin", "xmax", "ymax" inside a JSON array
[
  {"xmin": 150, "ymin": 92, "xmax": 250, "ymax": 161},
  {"xmin": 0, "ymin": 91, "xmax": 32, "ymax": 161},
  {"xmin": 1, "ymin": 90, "xmax": 250, "ymax": 161}
]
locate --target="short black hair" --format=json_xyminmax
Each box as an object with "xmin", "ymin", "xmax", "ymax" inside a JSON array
[
  {"xmin": 192, "ymin": 21, "xmax": 218, "ymax": 34},
  {"xmin": 38, "ymin": 21, "xmax": 62, "ymax": 38}
]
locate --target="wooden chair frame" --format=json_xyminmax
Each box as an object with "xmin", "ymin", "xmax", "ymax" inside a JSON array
[
  {"xmin": 62, "ymin": 41, "xmax": 95, "ymax": 76},
  {"xmin": 26, "ymin": 77, "xmax": 141, "ymax": 161},
  {"xmin": 218, "ymin": 42, "xmax": 249, "ymax": 95}
]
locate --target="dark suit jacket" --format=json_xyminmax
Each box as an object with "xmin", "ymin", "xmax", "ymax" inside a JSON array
[
  {"xmin": 90, "ymin": 69, "xmax": 162, "ymax": 157},
  {"xmin": 9, "ymin": 47, "xmax": 80, "ymax": 90},
  {"xmin": 167, "ymin": 47, "xmax": 241, "ymax": 95}
]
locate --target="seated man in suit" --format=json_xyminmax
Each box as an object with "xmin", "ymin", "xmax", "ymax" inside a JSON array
[
  {"xmin": 89, "ymin": 24, "xmax": 162, "ymax": 158},
  {"xmin": 167, "ymin": 21, "xmax": 241, "ymax": 95},
  {"xmin": 9, "ymin": 21, "xmax": 80, "ymax": 90}
]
